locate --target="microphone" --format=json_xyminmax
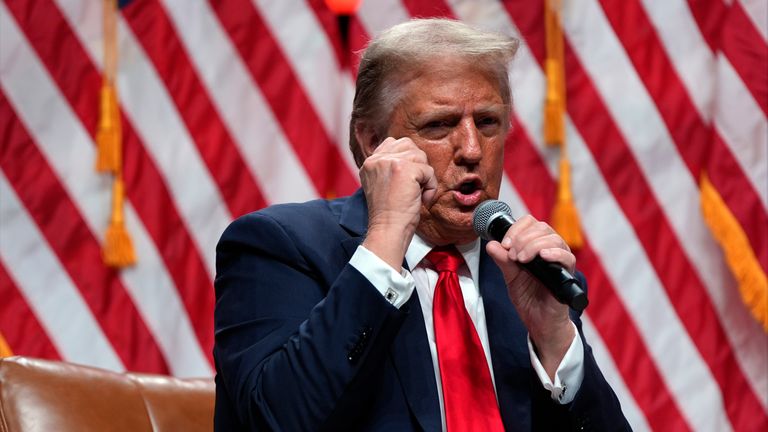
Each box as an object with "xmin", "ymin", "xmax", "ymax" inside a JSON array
[{"xmin": 472, "ymin": 200, "xmax": 588, "ymax": 311}]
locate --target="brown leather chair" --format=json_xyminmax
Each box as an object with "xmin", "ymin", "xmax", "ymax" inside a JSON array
[{"xmin": 0, "ymin": 356, "xmax": 214, "ymax": 432}]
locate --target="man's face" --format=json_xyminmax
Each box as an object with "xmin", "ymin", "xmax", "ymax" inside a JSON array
[{"xmin": 386, "ymin": 58, "xmax": 509, "ymax": 245}]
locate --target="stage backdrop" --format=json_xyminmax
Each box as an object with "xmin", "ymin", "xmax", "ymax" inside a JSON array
[{"xmin": 1, "ymin": 0, "xmax": 766, "ymax": 430}]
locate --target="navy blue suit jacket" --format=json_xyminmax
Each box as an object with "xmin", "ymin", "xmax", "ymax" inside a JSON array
[{"xmin": 213, "ymin": 189, "xmax": 630, "ymax": 431}]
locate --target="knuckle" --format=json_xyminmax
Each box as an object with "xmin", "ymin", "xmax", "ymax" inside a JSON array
[
  {"xmin": 360, "ymin": 158, "xmax": 376, "ymax": 171},
  {"xmin": 389, "ymin": 159, "xmax": 403, "ymax": 172}
]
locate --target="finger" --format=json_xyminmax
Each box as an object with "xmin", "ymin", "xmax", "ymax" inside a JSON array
[
  {"xmin": 500, "ymin": 215, "xmax": 539, "ymax": 249},
  {"xmin": 372, "ymin": 137, "xmax": 399, "ymax": 153},
  {"xmin": 375, "ymin": 137, "xmax": 417, "ymax": 154},
  {"xmin": 539, "ymin": 247, "xmax": 577, "ymax": 273},
  {"xmin": 486, "ymin": 240, "xmax": 509, "ymax": 263},
  {"xmin": 510, "ymin": 221, "xmax": 556, "ymax": 251},
  {"xmin": 397, "ymin": 138, "xmax": 429, "ymax": 164},
  {"xmin": 515, "ymin": 233, "xmax": 569, "ymax": 262}
]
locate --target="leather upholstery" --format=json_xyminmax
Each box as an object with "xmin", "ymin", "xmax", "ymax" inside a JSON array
[{"xmin": 0, "ymin": 356, "xmax": 213, "ymax": 432}]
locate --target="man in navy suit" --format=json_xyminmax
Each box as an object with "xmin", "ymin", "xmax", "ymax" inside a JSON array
[{"xmin": 214, "ymin": 19, "xmax": 630, "ymax": 431}]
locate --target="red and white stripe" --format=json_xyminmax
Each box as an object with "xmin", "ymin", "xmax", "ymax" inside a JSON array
[{"xmin": 1, "ymin": 1, "xmax": 765, "ymax": 430}]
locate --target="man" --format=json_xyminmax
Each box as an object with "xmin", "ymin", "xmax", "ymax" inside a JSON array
[{"xmin": 214, "ymin": 19, "xmax": 629, "ymax": 431}]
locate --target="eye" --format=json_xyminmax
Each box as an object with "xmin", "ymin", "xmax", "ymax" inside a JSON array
[
  {"xmin": 477, "ymin": 116, "xmax": 499, "ymax": 127},
  {"xmin": 424, "ymin": 120, "xmax": 449, "ymax": 129},
  {"xmin": 476, "ymin": 115, "xmax": 502, "ymax": 135},
  {"xmin": 419, "ymin": 118, "xmax": 455, "ymax": 139}
]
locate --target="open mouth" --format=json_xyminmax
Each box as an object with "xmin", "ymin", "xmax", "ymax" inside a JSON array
[
  {"xmin": 454, "ymin": 179, "xmax": 483, "ymax": 206},
  {"xmin": 457, "ymin": 179, "xmax": 481, "ymax": 195}
]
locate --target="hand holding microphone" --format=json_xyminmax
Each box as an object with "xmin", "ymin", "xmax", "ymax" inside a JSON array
[{"xmin": 473, "ymin": 200, "xmax": 588, "ymax": 312}]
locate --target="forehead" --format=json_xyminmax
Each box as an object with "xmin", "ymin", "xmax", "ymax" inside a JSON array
[{"xmin": 393, "ymin": 58, "xmax": 507, "ymax": 115}]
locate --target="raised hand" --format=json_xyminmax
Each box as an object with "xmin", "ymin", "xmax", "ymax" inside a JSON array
[{"xmin": 360, "ymin": 137, "xmax": 438, "ymax": 270}]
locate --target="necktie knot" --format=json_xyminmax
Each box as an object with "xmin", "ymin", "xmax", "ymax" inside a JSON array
[{"xmin": 426, "ymin": 246, "xmax": 464, "ymax": 274}]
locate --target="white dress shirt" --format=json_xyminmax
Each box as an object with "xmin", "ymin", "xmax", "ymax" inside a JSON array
[{"xmin": 349, "ymin": 234, "xmax": 584, "ymax": 430}]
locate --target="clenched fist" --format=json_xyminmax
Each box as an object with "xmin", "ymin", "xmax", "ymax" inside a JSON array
[{"xmin": 360, "ymin": 137, "xmax": 437, "ymax": 270}]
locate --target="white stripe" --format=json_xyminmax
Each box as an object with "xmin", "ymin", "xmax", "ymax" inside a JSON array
[
  {"xmin": 641, "ymin": 0, "xmax": 768, "ymax": 211},
  {"xmin": 739, "ymin": 0, "xmax": 768, "ymax": 42},
  {"xmin": 581, "ymin": 318, "xmax": 651, "ymax": 432},
  {"xmin": 0, "ymin": 5, "xmax": 211, "ymax": 377},
  {"xmin": 448, "ymin": 2, "xmax": 733, "ymax": 430},
  {"xmin": 498, "ymin": 175, "xmax": 527, "ymax": 219},
  {"xmin": 55, "ymin": 0, "xmax": 230, "ymax": 277},
  {"xmin": 0, "ymin": 172, "xmax": 123, "ymax": 371},
  {"xmin": 160, "ymin": 0, "xmax": 318, "ymax": 205},
  {"xmin": 252, "ymin": 0, "xmax": 359, "ymax": 176}
]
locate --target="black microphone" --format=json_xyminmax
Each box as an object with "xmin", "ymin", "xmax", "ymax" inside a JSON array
[{"xmin": 472, "ymin": 200, "xmax": 588, "ymax": 311}]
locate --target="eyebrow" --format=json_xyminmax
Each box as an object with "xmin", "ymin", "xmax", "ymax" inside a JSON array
[{"xmin": 411, "ymin": 104, "xmax": 508, "ymax": 122}]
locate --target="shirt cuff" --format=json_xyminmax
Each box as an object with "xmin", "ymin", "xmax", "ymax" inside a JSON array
[
  {"xmin": 527, "ymin": 321, "xmax": 584, "ymax": 404},
  {"xmin": 349, "ymin": 245, "xmax": 415, "ymax": 309}
]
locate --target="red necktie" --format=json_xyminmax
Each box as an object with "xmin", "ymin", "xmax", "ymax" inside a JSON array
[{"xmin": 427, "ymin": 246, "xmax": 505, "ymax": 432}]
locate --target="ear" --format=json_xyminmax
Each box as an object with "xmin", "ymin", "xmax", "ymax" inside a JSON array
[{"xmin": 354, "ymin": 122, "xmax": 381, "ymax": 160}]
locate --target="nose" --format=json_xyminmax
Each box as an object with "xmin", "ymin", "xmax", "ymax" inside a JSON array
[{"xmin": 455, "ymin": 117, "xmax": 482, "ymax": 164}]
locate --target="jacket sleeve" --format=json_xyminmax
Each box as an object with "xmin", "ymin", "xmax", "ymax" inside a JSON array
[{"xmin": 213, "ymin": 211, "xmax": 407, "ymax": 430}]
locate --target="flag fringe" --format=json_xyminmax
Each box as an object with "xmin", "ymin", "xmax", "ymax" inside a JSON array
[
  {"xmin": 0, "ymin": 332, "xmax": 12, "ymax": 358},
  {"xmin": 700, "ymin": 173, "xmax": 768, "ymax": 332}
]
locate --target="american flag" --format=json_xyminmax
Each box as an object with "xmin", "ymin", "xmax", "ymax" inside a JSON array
[{"xmin": 1, "ymin": 0, "xmax": 766, "ymax": 430}]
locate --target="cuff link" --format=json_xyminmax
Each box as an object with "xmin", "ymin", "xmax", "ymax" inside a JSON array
[{"xmin": 384, "ymin": 287, "xmax": 399, "ymax": 304}]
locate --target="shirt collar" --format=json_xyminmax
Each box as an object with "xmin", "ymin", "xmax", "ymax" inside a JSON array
[{"xmin": 405, "ymin": 234, "xmax": 482, "ymax": 284}]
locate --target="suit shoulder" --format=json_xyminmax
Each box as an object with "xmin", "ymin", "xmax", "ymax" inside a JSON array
[{"xmin": 220, "ymin": 197, "xmax": 350, "ymax": 246}]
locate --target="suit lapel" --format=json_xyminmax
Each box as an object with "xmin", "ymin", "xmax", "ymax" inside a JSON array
[
  {"xmin": 479, "ymin": 245, "xmax": 533, "ymax": 431},
  {"xmin": 388, "ymin": 291, "xmax": 442, "ymax": 431},
  {"xmin": 337, "ymin": 190, "xmax": 441, "ymax": 430}
]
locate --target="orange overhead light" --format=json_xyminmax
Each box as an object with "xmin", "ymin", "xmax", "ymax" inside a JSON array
[{"xmin": 324, "ymin": 0, "xmax": 361, "ymax": 15}]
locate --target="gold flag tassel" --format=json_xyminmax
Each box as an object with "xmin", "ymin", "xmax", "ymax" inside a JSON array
[
  {"xmin": 545, "ymin": 0, "xmax": 583, "ymax": 249},
  {"xmin": 104, "ymin": 176, "xmax": 137, "ymax": 267},
  {"xmin": 544, "ymin": 0, "xmax": 565, "ymax": 145},
  {"xmin": 96, "ymin": 0, "xmax": 120, "ymax": 173},
  {"xmin": 97, "ymin": 0, "xmax": 136, "ymax": 267},
  {"xmin": 551, "ymin": 155, "xmax": 583, "ymax": 248},
  {"xmin": 700, "ymin": 173, "xmax": 768, "ymax": 331}
]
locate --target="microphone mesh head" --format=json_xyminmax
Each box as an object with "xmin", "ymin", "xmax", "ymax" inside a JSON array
[{"xmin": 472, "ymin": 200, "xmax": 513, "ymax": 240}]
